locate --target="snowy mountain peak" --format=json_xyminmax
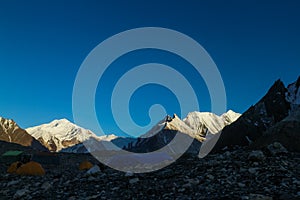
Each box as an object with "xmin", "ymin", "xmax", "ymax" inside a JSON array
[
  {"xmin": 224, "ymin": 109, "xmax": 240, "ymax": 117},
  {"xmin": 47, "ymin": 118, "xmax": 84, "ymax": 130},
  {"xmin": 26, "ymin": 119, "xmax": 115, "ymax": 152},
  {"xmin": 184, "ymin": 110, "xmax": 241, "ymax": 135},
  {"xmin": 140, "ymin": 110, "xmax": 241, "ymax": 142},
  {"xmin": 165, "ymin": 113, "xmax": 201, "ymax": 138},
  {"xmin": 51, "ymin": 118, "xmax": 72, "ymax": 124},
  {"xmin": 221, "ymin": 110, "xmax": 242, "ymax": 124},
  {"xmin": 130, "ymin": 110, "xmax": 241, "ymax": 154}
]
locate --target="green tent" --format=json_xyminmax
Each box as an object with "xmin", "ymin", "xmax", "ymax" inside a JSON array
[
  {"xmin": 2, "ymin": 151, "xmax": 23, "ymax": 156},
  {"xmin": 1, "ymin": 150, "xmax": 24, "ymax": 164}
]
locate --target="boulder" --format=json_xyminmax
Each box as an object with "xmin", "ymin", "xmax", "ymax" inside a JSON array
[
  {"xmin": 267, "ymin": 142, "xmax": 288, "ymax": 156},
  {"xmin": 248, "ymin": 150, "xmax": 265, "ymax": 161},
  {"xmin": 86, "ymin": 165, "xmax": 101, "ymax": 175}
]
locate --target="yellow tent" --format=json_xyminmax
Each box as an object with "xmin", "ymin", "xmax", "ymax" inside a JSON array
[
  {"xmin": 15, "ymin": 161, "xmax": 45, "ymax": 176},
  {"xmin": 79, "ymin": 160, "xmax": 93, "ymax": 170},
  {"xmin": 7, "ymin": 161, "xmax": 22, "ymax": 174}
]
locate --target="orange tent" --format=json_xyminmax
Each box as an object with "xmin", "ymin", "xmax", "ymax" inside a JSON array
[
  {"xmin": 16, "ymin": 161, "xmax": 45, "ymax": 176},
  {"xmin": 79, "ymin": 160, "xmax": 93, "ymax": 170},
  {"xmin": 7, "ymin": 161, "xmax": 22, "ymax": 174}
]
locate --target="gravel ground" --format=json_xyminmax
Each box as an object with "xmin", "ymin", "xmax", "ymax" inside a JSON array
[{"xmin": 0, "ymin": 146, "xmax": 300, "ymax": 200}]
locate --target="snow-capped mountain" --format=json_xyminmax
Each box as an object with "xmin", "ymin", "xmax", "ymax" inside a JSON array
[
  {"xmin": 221, "ymin": 110, "xmax": 242, "ymax": 125},
  {"xmin": 183, "ymin": 111, "xmax": 241, "ymax": 157},
  {"xmin": 26, "ymin": 119, "xmax": 118, "ymax": 152},
  {"xmin": 0, "ymin": 117, "xmax": 47, "ymax": 151},
  {"xmin": 140, "ymin": 111, "xmax": 240, "ymax": 140},
  {"xmin": 132, "ymin": 77, "xmax": 300, "ymax": 155},
  {"xmin": 140, "ymin": 114, "xmax": 205, "ymax": 142},
  {"xmin": 129, "ymin": 110, "xmax": 241, "ymax": 154},
  {"xmin": 184, "ymin": 110, "xmax": 241, "ymax": 135}
]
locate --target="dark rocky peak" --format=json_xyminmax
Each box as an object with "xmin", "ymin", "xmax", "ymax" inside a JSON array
[
  {"xmin": 165, "ymin": 115, "xmax": 173, "ymax": 123},
  {"xmin": 296, "ymin": 76, "xmax": 300, "ymax": 88},
  {"xmin": 213, "ymin": 79, "xmax": 291, "ymax": 151},
  {"xmin": 260, "ymin": 79, "xmax": 290, "ymax": 123},
  {"xmin": 165, "ymin": 114, "xmax": 180, "ymax": 123}
]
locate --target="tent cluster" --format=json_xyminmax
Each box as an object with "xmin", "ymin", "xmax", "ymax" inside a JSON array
[
  {"xmin": 7, "ymin": 161, "xmax": 45, "ymax": 176},
  {"xmin": 1, "ymin": 150, "xmax": 57, "ymax": 176}
]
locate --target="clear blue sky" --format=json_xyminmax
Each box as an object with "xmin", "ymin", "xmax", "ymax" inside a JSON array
[{"xmin": 0, "ymin": 0, "xmax": 299, "ymax": 136}]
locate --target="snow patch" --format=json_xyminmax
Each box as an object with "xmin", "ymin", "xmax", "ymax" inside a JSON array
[{"xmin": 286, "ymin": 79, "xmax": 300, "ymax": 106}]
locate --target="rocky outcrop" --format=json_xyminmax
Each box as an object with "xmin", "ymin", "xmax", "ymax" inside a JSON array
[
  {"xmin": 213, "ymin": 80, "xmax": 291, "ymax": 151},
  {"xmin": 0, "ymin": 117, "xmax": 47, "ymax": 151},
  {"xmin": 251, "ymin": 107, "xmax": 300, "ymax": 152}
]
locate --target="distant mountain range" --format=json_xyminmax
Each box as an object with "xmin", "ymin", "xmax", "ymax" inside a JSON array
[
  {"xmin": 126, "ymin": 76, "xmax": 300, "ymax": 154},
  {"xmin": 0, "ymin": 111, "xmax": 241, "ymax": 154},
  {"xmin": 0, "ymin": 76, "xmax": 299, "ymax": 155}
]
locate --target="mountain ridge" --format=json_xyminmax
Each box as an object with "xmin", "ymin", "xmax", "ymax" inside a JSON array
[
  {"xmin": 0, "ymin": 117, "xmax": 47, "ymax": 151},
  {"xmin": 213, "ymin": 77, "xmax": 300, "ymax": 152},
  {"xmin": 2, "ymin": 76, "xmax": 299, "ymax": 154},
  {"xmin": 26, "ymin": 119, "xmax": 118, "ymax": 152},
  {"xmin": 129, "ymin": 110, "xmax": 241, "ymax": 154}
]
